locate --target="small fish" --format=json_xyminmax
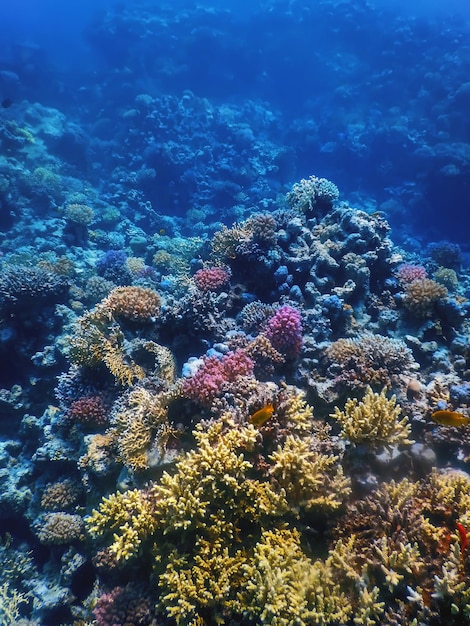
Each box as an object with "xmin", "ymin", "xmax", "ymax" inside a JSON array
[
  {"xmin": 456, "ymin": 522, "xmax": 468, "ymax": 558},
  {"xmin": 1, "ymin": 98, "xmax": 12, "ymax": 109},
  {"xmin": 249, "ymin": 403, "xmax": 274, "ymax": 427},
  {"xmin": 431, "ymin": 409, "xmax": 470, "ymax": 427}
]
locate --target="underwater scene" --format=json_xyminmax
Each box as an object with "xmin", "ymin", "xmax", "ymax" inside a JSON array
[{"xmin": 1, "ymin": 0, "xmax": 470, "ymax": 624}]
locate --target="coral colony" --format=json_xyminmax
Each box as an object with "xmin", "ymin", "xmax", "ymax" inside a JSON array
[
  {"xmin": 1, "ymin": 167, "xmax": 470, "ymax": 624},
  {"xmin": 0, "ymin": 2, "xmax": 470, "ymax": 625}
]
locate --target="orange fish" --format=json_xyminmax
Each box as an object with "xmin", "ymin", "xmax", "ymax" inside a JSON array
[
  {"xmin": 249, "ymin": 403, "xmax": 275, "ymax": 427},
  {"xmin": 456, "ymin": 522, "xmax": 468, "ymax": 559},
  {"xmin": 431, "ymin": 410, "xmax": 470, "ymax": 427}
]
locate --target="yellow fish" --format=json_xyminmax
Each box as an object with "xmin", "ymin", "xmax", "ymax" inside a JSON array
[
  {"xmin": 431, "ymin": 409, "xmax": 470, "ymax": 427},
  {"xmin": 249, "ymin": 403, "xmax": 275, "ymax": 427}
]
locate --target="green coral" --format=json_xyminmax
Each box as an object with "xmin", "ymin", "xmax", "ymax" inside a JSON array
[{"xmin": 331, "ymin": 386, "xmax": 414, "ymax": 448}]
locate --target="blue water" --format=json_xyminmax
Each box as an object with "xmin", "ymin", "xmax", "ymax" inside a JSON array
[{"xmin": 1, "ymin": 0, "xmax": 468, "ymax": 245}]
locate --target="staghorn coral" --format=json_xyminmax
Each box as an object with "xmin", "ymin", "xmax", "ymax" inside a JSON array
[
  {"xmin": 241, "ymin": 528, "xmax": 353, "ymax": 626},
  {"xmin": 331, "ymin": 387, "xmax": 413, "ymax": 448},
  {"xmin": 402, "ymin": 278, "xmax": 448, "ymax": 319},
  {"xmin": 0, "ymin": 583, "xmax": 28, "ymax": 626},
  {"xmin": 269, "ymin": 434, "xmax": 351, "ymax": 513},
  {"xmin": 102, "ymin": 285, "xmax": 161, "ymax": 322},
  {"xmin": 160, "ymin": 536, "xmax": 248, "ymax": 624},
  {"xmin": 87, "ymin": 488, "xmax": 157, "ymax": 561},
  {"xmin": 87, "ymin": 403, "xmax": 355, "ymax": 624}
]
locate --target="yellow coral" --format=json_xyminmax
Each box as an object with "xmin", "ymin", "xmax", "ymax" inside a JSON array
[
  {"xmin": 160, "ymin": 537, "xmax": 247, "ymax": 625},
  {"xmin": 153, "ymin": 420, "xmax": 288, "ymax": 537},
  {"xmin": 269, "ymin": 434, "xmax": 350, "ymax": 513},
  {"xmin": 87, "ymin": 489, "xmax": 157, "ymax": 561},
  {"xmin": 112, "ymin": 385, "xmax": 177, "ymax": 472},
  {"xmin": 0, "ymin": 582, "xmax": 28, "ymax": 626},
  {"xmin": 331, "ymin": 386, "xmax": 414, "ymax": 448},
  {"xmin": 403, "ymin": 278, "xmax": 448, "ymax": 318},
  {"xmin": 103, "ymin": 286, "xmax": 161, "ymax": 322},
  {"xmin": 241, "ymin": 528, "xmax": 352, "ymax": 625}
]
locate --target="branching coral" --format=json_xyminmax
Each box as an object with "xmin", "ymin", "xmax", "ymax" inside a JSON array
[
  {"xmin": 102, "ymin": 285, "xmax": 161, "ymax": 322},
  {"xmin": 269, "ymin": 435, "xmax": 350, "ymax": 513},
  {"xmin": 402, "ymin": 278, "xmax": 448, "ymax": 319},
  {"xmin": 264, "ymin": 304, "xmax": 303, "ymax": 359},
  {"xmin": 87, "ymin": 404, "xmax": 354, "ymax": 624},
  {"xmin": 182, "ymin": 349, "xmax": 254, "ymax": 407},
  {"xmin": 241, "ymin": 528, "xmax": 353, "ymax": 626},
  {"xmin": 35, "ymin": 512, "xmax": 85, "ymax": 545},
  {"xmin": 331, "ymin": 387, "xmax": 413, "ymax": 448},
  {"xmin": 286, "ymin": 175, "xmax": 339, "ymax": 215},
  {"xmin": 193, "ymin": 266, "xmax": 231, "ymax": 292},
  {"xmin": 324, "ymin": 333, "xmax": 415, "ymax": 392}
]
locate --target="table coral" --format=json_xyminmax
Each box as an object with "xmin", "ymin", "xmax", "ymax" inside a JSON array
[{"xmin": 331, "ymin": 386, "xmax": 413, "ymax": 448}]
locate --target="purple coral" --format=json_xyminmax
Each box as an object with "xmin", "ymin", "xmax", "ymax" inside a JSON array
[
  {"xmin": 264, "ymin": 305, "xmax": 303, "ymax": 359},
  {"xmin": 182, "ymin": 348, "xmax": 254, "ymax": 406}
]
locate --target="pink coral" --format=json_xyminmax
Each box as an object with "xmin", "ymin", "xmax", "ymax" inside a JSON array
[
  {"xmin": 183, "ymin": 348, "xmax": 254, "ymax": 406},
  {"xmin": 193, "ymin": 266, "xmax": 231, "ymax": 291},
  {"xmin": 68, "ymin": 395, "xmax": 109, "ymax": 427},
  {"xmin": 264, "ymin": 305, "xmax": 303, "ymax": 359},
  {"xmin": 397, "ymin": 263, "xmax": 427, "ymax": 284},
  {"xmin": 93, "ymin": 583, "xmax": 157, "ymax": 626}
]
